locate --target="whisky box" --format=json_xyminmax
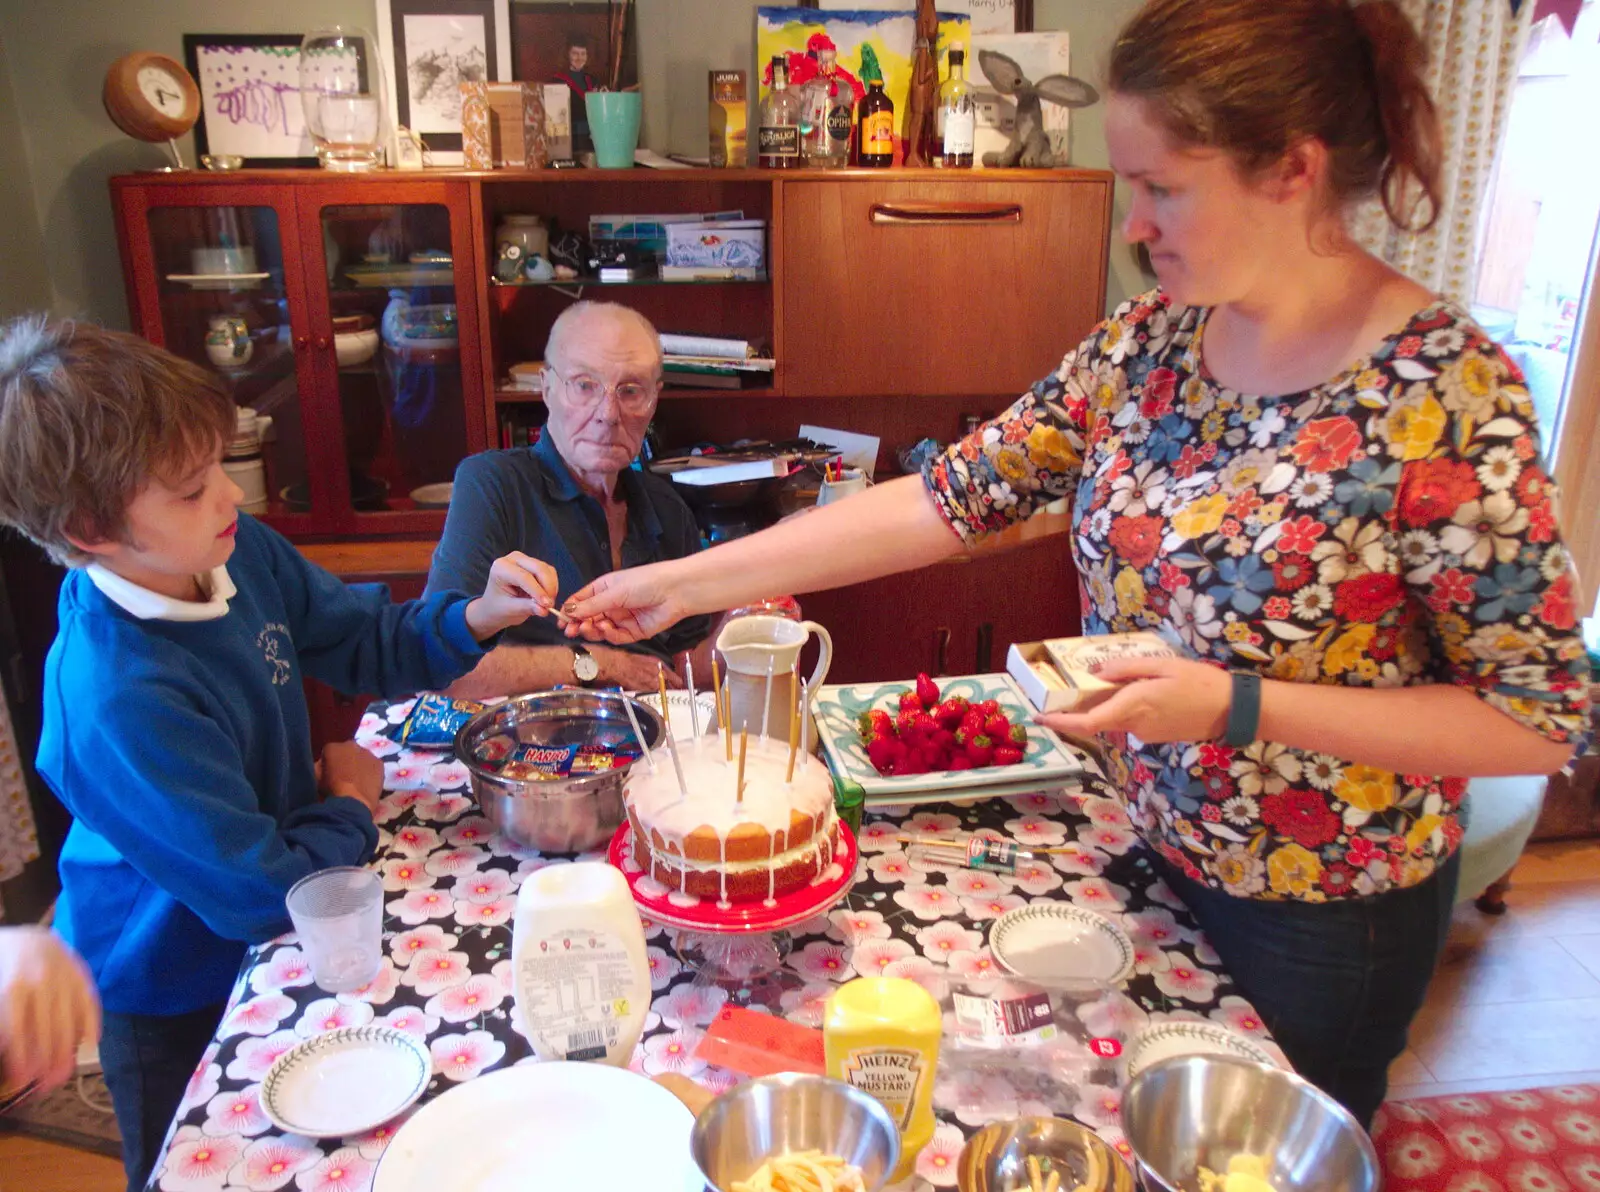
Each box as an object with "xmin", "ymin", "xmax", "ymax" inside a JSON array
[
  {"xmin": 709, "ymin": 70, "xmax": 747, "ymax": 167},
  {"xmin": 1007, "ymin": 632, "xmax": 1179, "ymax": 713},
  {"xmin": 485, "ymin": 82, "xmax": 547, "ymax": 168},
  {"xmin": 460, "ymin": 82, "xmax": 493, "ymax": 169}
]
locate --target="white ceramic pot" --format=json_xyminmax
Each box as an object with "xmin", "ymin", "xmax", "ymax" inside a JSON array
[{"xmin": 335, "ymin": 327, "xmax": 379, "ymax": 367}]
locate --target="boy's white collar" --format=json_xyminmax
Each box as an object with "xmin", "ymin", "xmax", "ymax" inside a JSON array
[{"xmin": 86, "ymin": 563, "xmax": 237, "ymax": 622}]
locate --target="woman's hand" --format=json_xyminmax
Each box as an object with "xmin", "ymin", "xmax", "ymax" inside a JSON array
[
  {"xmin": 1036, "ymin": 656, "xmax": 1232, "ymax": 744},
  {"xmin": 465, "ymin": 552, "xmax": 559, "ymax": 640},
  {"xmin": 562, "ymin": 562, "xmax": 689, "ymax": 645},
  {"xmin": 0, "ymin": 927, "xmax": 100, "ymax": 1096}
]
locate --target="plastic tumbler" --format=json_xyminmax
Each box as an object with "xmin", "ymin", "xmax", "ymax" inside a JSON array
[
  {"xmin": 286, "ymin": 866, "xmax": 383, "ymax": 992},
  {"xmin": 585, "ymin": 91, "xmax": 642, "ymax": 168}
]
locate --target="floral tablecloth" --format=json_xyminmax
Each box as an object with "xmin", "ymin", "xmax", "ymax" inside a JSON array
[{"xmin": 150, "ymin": 697, "xmax": 1282, "ymax": 1192}]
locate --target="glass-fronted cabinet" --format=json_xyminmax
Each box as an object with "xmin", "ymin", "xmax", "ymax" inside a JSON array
[{"xmin": 112, "ymin": 176, "xmax": 485, "ymax": 538}]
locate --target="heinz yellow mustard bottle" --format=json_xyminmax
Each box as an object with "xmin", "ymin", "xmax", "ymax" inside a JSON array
[{"xmin": 824, "ymin": 977, "xmax": 942, "ymax": 1183}]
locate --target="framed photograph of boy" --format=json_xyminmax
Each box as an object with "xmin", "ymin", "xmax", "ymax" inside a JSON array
[
  {"xmin": 182, "ymin": 33, "xmax": 318, "ymax": 167},
  {"xmin": 377, "ymin": 0, "xmax": 513, "ymax": 163},
  {"xmin": 511, "ymin": 1, "xmax": 639, "ymax": 154}
]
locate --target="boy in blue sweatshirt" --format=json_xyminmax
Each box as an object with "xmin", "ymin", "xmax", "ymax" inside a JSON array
[{"xmin": 0, "ymin": 317, "xmax": 561, "ymax": 1190}]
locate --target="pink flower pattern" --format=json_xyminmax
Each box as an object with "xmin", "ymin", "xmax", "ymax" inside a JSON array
[
  {"xmin": 430, "ymin": 1030, "xmax": 506, "ymax": 1082},
  {"xmin": 867, "ymin": 850, "xmax": 926, "ymax": 886},
  {"xmin": 894, "ymin": 885, "xmax": 962, "ymax": 921},
  {"xmin": 424, "ymin": 846, "xmax": 486, "ymax": 878},
  {"xmin": 294, "ymin": 998, "xmax": 374, "ymax": 1038},
  {"xmin": 789, "ymin": 940, "xmax": 852, "ymax": 983},
  {"xmin": 249, "ymin": 947, "xmax": 313, "ymax": 994},
  {"xmin": 451, "ymin": 868, "xmax": 514, "ymax": 904},
  {"xmin": 1004, "ymin": 815, "xmax": 1069, "ymax": 845},
  {"xmin": 851, "ymin": 937, "xmax": 916, "ymax": 977},
  {"xmin": 232, "ymin": 1134, "xmax": 321, "ymax": 1191},
  {"xmin": 1153, "ymin": 952, "xmax": 1220, "ymax": 1003},
  {"xmin": 829, "ymin": 908, "xmax": 891, "ymax": 944},
  {"xmin": 204, "ymin": 1084, "xmax": 271, "ymax": 1137},
  {"xmin": 855, "ymin": 820, "xmax": 902, "ymax": 852},
  {"xmin": 389, "ymin": 924, "xmax": 457, "ymax": 966},
  {"xmin": 158, "ymin": 1125, "xmax": 246, "ymax": 1192},
  {"xmin": 335, "ymin": 959, "xmax": 400, "ymax": 1006},
  {"xmin": 224, "ymin": 994, "xmax": 296, "ymax": 1037},
  {"xmin": 917, "ymin": 920, "xmax": 984, "ymax": 960},
  {"xmin": 380, "ymin": 857, "xmax": 432, "ymax": 891},
  {"xmin": 389, "ymin": 888, "xmax": 454, "ymax": 925},
  {"xmin": 443, "ymin": 815, "xmax": 497, "ymax": 847},
  {"xmin": 639, "ymin": 1028, "xmax": 707, "ymax": 1077},
  {"xmin": 374, "ymin": 1006, "xmax": 439, "ymax": 1039},
  {"xmin": 425, "ymin": 973, "xmax": 506, "ymax": 1023},
  {"xmin": 917, "ymin": 1122, "xmax": 967, "ymax": 1187},
  {"xmin": 226, "ymin": 1031, "xmax": 298, "ymax": 1082},
  {"xmin": 296, "ymin": 1146, "xmax": 372, "ymax": 1192},
  {"xmin": 402, "ymin": 948, "xmax": 473, "ymax": 996},
  {"xmin": 958, "ymin": 893, "xmax": 1028, "ymax": 921}
]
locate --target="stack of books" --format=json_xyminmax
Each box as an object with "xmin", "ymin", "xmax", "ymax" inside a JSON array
[{"xmin": 660, "ymin": 334, "xmax": 774, "ymax": 390}]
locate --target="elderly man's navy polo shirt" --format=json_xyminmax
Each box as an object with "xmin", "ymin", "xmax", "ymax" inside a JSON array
[{"xmin": 424, "ymin": 433, "xmax": 711, "ymax": 660}]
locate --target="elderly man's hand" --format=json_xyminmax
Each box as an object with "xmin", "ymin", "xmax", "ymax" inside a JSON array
[
  {"xmin": 465, "ymin": 552, "xmax": 561, "ymax": 640},
  {"xmin": 596, "ymin": 647, "xmax": 685, "ymax": 693}
]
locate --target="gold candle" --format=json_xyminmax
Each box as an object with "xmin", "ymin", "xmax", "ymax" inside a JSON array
[{"xmin": 736, "ymin": 728, "xmax": 748, "ymax": 804}]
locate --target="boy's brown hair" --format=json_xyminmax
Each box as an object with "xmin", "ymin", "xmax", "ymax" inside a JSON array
[{"xmin": 0, "ymin": 316, "xmax": 236, "ymax": 566}]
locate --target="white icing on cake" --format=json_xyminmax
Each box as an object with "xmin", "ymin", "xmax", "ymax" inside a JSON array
[{"xmin": 625, "ymin": 732, "xmax": 832, "ymax": 847}]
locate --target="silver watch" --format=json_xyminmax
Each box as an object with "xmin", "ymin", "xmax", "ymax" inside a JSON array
[{"xmin": 571, "ymin": 645, "xmax": 600, "ymax": 685}]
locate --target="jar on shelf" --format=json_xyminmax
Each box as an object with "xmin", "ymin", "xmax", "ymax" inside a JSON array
[
  {"xmin": 495, "ymin": 215, "xmax": 549, "ymax": 261},
  {"xmin": 224, "ymin": 407, "xmax": 273, "ymax": 516}
]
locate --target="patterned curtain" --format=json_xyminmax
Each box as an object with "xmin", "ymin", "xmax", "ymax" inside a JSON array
[
  {"xmin": 0, "ymin": 692, "xmax": 40, "ymax": 921},
  {"xmin": 1352, "ymin": 0, "xmax": 1533, "ymax": 305}
]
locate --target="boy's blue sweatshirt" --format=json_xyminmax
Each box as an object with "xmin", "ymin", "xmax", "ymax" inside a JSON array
[{"xmin": 39, "ymin": 515, "xmax": 489, "ymax": 1015}]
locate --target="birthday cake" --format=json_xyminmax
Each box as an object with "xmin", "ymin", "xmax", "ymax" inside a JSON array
[{"xmin": 623, "ymin": 732, "xmax": 838, "ymax": 904}]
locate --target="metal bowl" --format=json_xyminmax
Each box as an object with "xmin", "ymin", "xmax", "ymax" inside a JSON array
[
  {"xmin": 958, "ymin": 1117, "xmax": 1134, "ymax": 1192},
  {"xmin": 1121, "ymin": 1055, "xmax": 1380, "ymax": 1192},
  {"xmin": 690, "ymin": 1073, "xmax": 901, "ymax": 1192},
  {"xmin": 454, "ymin": 689, "xmax": 664, "ymax": 853}
]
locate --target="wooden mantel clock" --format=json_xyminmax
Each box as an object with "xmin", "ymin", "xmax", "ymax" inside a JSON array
[{"xmin": 103, "ymin": 51, "xmax": 201, "ymax": 170}]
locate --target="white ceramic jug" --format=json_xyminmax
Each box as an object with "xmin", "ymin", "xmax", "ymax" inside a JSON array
[{"xmin": 716, "ymin": 614, "xmax": 832, "ymax": 742}]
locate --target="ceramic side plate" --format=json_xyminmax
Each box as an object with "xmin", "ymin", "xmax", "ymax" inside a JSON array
[
  {"xmin": 260, "ymin": 1025, "xmax": 432, "ymax": 1139},
  {"xmin": 989, "ymin": 902, "xmax": 1137, "ymax": 989},
  {"xmin": 638, "ymin": 690, "xmax": 719, "ymax": 741},
  {"xmin": 812, "ymin": 672, "xmax": 1084, "ymax": 798},
  {"xmin": 1124, "ymin": 1021, "xmax": 1279, "ymax": 1080}
]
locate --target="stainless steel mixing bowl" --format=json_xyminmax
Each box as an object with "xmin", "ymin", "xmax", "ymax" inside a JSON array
[
  {"xmin": 690, "ymin": 1073, "xmax": 901, "ymax": 1192},
  {"xmin": 454, "ymin": 689, "xmax": 664, "ymax": 853},
  {"xmin": 1121, "ymin": 1054, "xmax": 1380, "ymax": 1192},
  {"xmin": 957, "ymin": 1116, "xmax": 1135, "ymax": 1192}
]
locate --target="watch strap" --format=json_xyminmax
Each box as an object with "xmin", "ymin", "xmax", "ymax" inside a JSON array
[{"xmin": 1224, "ymin": 670, "xmax": 1262, "ymax": 748}]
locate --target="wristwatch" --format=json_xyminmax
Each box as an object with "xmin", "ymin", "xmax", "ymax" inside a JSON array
[{"xmin": 571, "ymin": 645, "xmax": 600, "ymax": 686}]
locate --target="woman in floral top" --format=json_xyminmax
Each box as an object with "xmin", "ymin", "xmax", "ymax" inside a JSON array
[{"xmin": 569, "ymin": 0, "xmax": 1588, "ymax": 1125}]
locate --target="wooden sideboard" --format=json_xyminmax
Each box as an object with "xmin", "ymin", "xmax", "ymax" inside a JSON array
[{"xmin": 107, "ymin": 167, "xmax": 1112, "ymax": 747}]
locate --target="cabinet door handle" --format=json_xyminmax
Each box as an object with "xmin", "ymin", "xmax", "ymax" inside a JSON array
[
  {"xmin": 869, "ymin": 201, "xmax": 1022, "ymax": 226},
  {"xmin": 294, "ymin": 335, "xmax": 310, "ymax": 350},
  {"xmin": 934, "ymin": 626, "xmax": 950, "ymax": 676},
  {"xmin": 314, "ymin": 336, "xmax": 332, "ymax": 351}
]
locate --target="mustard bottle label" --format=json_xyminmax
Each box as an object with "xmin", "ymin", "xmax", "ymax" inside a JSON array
[{"xmin": 841, "ymin": 1046, "xmax": 923, "ymax": 1130}]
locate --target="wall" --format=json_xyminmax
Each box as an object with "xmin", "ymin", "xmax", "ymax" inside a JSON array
[
  {"xmin": 0, "ymin": 31, "xmax": 50, "ymax": 320},
  {"xmin": 0, "ymin": 0, "xmax": 1144, "ymax": 328}
]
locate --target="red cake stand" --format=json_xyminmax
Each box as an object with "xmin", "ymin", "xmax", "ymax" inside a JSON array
[{"xmin": 607, "ymin": 820, "xmax": 858, "ymax": 1007}]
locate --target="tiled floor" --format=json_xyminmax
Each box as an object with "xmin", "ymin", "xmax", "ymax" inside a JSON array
[
  {"xmin": 3, "ymin": 840, "xmax": 1595, "ymax": 1190},
  {"xmin": 1390, "ymin": 838, "xmax": 1600, "ymax": 1099}
]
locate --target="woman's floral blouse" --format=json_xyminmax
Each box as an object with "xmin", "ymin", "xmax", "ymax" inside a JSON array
[{"xmin": 925, "ymin": 290, "xmax": 1590, "ymax": 902}]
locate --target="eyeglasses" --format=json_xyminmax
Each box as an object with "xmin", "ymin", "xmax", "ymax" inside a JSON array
[{"xmin": 549, "ymin": 370, "xmax": 659, "ymax": 411}]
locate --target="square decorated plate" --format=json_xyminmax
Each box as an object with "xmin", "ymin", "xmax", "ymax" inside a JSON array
[{"xmin": 813, "ymin": 672, "xmax": 1085, "ymax": 798}]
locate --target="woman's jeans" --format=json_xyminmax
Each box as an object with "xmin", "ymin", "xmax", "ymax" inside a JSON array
[{"xmin": 1158, "ymin": 849, "xmax": 1460, "ymax": 1128}]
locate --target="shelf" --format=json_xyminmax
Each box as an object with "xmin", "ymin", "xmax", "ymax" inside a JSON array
[
  {"xmin": 491, "ymin": 274, "xmax": 768, "ymax": 289},
  {"xmin": 494, "ymin": 385, "xmax": 780, "ymax": 403}
]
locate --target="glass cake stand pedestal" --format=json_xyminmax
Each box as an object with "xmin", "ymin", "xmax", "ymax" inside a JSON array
[{"xmin": 607, "ymin": 821, "xmax": 858, "ymax": 1011}]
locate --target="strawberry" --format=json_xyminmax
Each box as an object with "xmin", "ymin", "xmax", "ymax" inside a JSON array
[
  {"xmin": 965, "ymin": 733, "xmax": 995, "ymax": 767},
  {"xmin": 959, "ymin": 710, "xmax": 986, "ymax": 739},
  {"xmin": 894, "ymin": 752, "xmax": 930, "ymax": 776},
  {"xmin": 915, "ymin": 672, "xmax": 941, "ymax": 708},
  {"xmin": 896, "ymin": 709, "xmax": 922, "ymax": 737},
  {"xmin": 992, "ymin": 744, "xmax": 1024, "ymax": 766},
  {"xmin": 898, "ymin": 690, "xmax": 924, "ymax": 715},
  {"xmin": 912, "ymin": 743, "xmax": 946, "ymax": 771},
  {"xmin": 933, "ymin": 698, "xmax": 968, "ymax": 730},
  {"xmin": 983, "ymin": 712, "xmax": 1012, "ymax": 739},
  {"xmin": 1009, "ymin": 724, "xmax": 1029, "ymax": 748},
  {"xmin": 867, "ymin": 736, "xmax": 906, "ymax": 774},
  {"xmin": 906, "ymin": 711, "xmax": 939, "ymax": 742},
  {"xmin": 947, "ymin": 755, "xmax": 975, "ymax": 771},
  {"xmin": 858, "ymin": 708, "xmax": 893, "ymax": 739},
  {"xmin": 974, "ymin": 699, "xmax": 1000, "ymax": 719}
]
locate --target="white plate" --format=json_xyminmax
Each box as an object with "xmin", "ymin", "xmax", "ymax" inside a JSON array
[
  {"xmin": 638, "ymin": 690, "xmax": 719, "ymax": 740},
  {"xmin": 260, "ymin": 1025, "xmax": 431, "ymax": 1138},
  {"xmin": 409, "ymin": 482, "xmax": 453, "ymax": 508},
  {"xmin": 1125, "ymin": 1021, "xmax": 1278, "ymax": 1080},
  {"xmin": 166, "ymin": 271, "xmax": 270, "ymax": 290},
  {"xmin": 372, "ymin": 1061, "xmax": 700, "ymax": 1192},
  {"xmin": 989, "ymin": 903, "xmax": 1136, "ymax": 989}
]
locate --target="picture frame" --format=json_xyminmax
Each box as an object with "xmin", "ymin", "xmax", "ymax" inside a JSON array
[
  {"xmin": 806, "ymin": 0, "xmax": 1032, "ymax": 34},
  {"xmin": 377, "ymin": 0, "xmax": 514, "ymax": 164},
  {"xmin": 182, "ymin": 33, "xmax": 318, "ymax": 167},
  {"xmin": 511, "ymin": 1, "xmax": 639, "ymax": 157}
]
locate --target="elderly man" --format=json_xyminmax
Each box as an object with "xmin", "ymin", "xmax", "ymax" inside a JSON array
[{"xmin": 425, "ymin": 302, "xmax": 712, "ymax": 697}]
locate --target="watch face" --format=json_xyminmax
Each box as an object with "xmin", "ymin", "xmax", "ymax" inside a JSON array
[
  {"xmin": 136, "ymin": 65, "xmax": 185, "ymax": 115},
  {"xmin": 573, "ymin": 650, "xmax": 600, "ymax": 682}
]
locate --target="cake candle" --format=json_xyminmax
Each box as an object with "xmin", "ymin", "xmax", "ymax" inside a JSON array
[
  {"xmin": 711, "ymin": 656, "xmax": 725, "ymax": 742},
  {"xmin": 621, "ymin": 694, "xmax": 656, "ymax": 772},
  {"xmin": 760, "ymin": 654, "xmax": 774, "ymax": 742},
  {"xmin": 736, "ymin": 727, "xmax": 748, "ymax": 805},
  {"xmin": 800, "ymin": 677, "xmax": 813, "ymax": 770},
  {"xmin": 785, "ymin": 665, "xmax": 799, "ymax": 783},
  {"xmin": 684, "ymin": 655, "xmax": 700, "ymax": 738}
]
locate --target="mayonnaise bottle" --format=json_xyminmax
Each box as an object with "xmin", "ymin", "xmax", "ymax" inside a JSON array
[{"xmin": 511, "ymin": 862, "xmax": 651, "ymax": 1067}]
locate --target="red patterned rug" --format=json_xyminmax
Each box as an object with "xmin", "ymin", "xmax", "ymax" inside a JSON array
[{"xmin": 1374, "ymin": 1084, "xmax": 1600, "ymax": 1192}]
